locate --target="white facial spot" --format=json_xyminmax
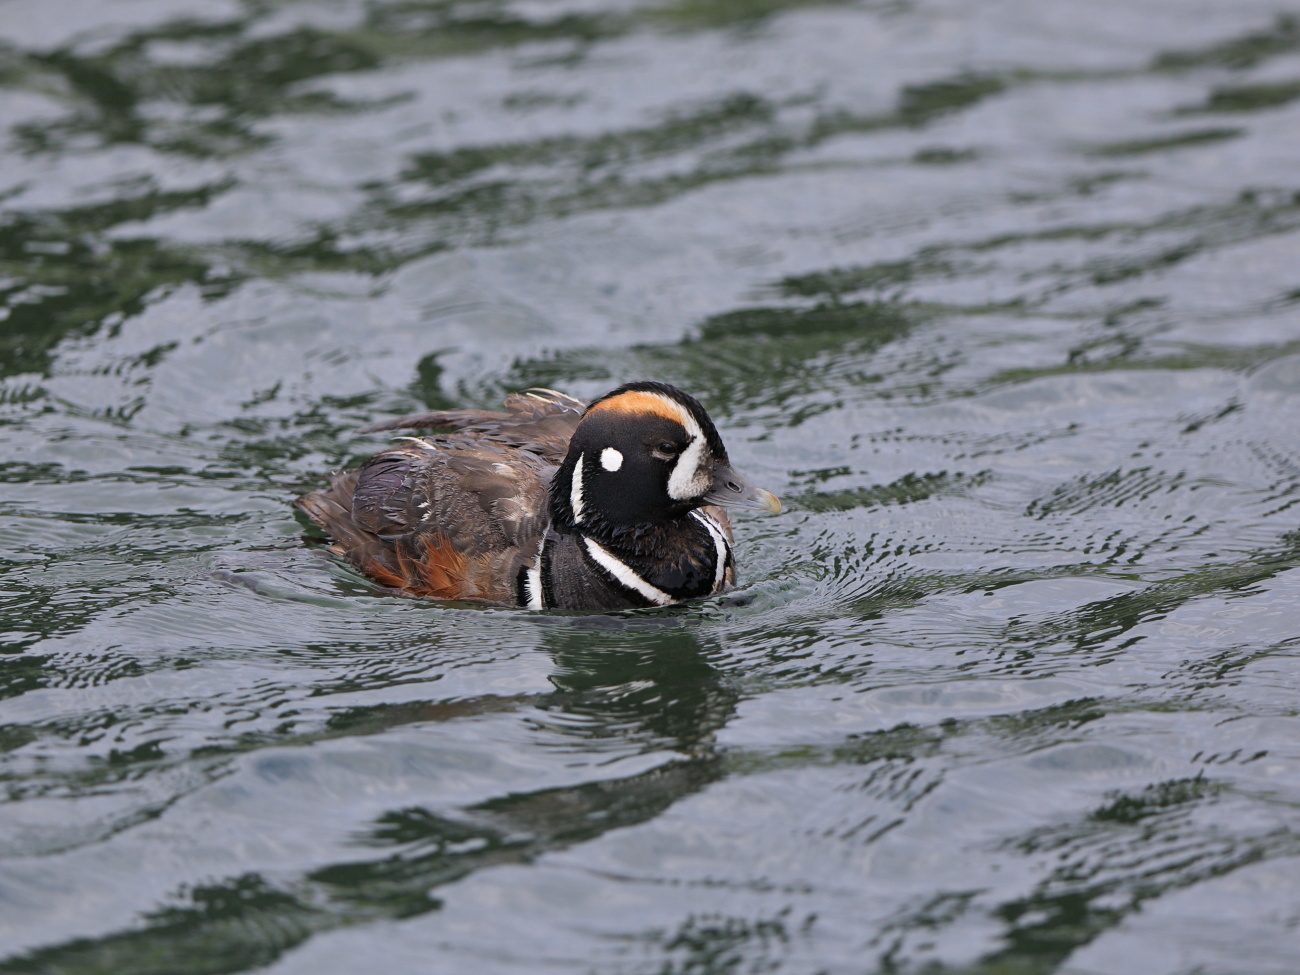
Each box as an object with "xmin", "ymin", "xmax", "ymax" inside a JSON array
[
  {"xmin": 570, "ymin": 452, "xmax": 586, "ymax": 524},
  {"xmin": 600, "ymin": 447, "xmax": 623, "ymax": 472}
]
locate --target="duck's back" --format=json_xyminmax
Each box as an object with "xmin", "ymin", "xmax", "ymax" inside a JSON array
[{"xmin": 295, "ymin": 389, "xmax": 585, "ymax": 603}]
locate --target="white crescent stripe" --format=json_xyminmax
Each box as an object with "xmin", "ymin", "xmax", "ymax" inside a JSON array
[
  {"xmin": 691, "ymin": 510, "xmax": 731, "ymax": 592},
  {"xmin": 570, "ymin": 452, "xmax": 586, "ymax": 524},
  {"xmin": 636, "ymin": 390, "xmax": 711, "ymax": 503},
  {"xmin": 665, "ymin": 404, "xmax": 709, "ymax": 502},
  {"xmin": 582, "ymin": 537, "xmax": 674, "ymax": 606}
]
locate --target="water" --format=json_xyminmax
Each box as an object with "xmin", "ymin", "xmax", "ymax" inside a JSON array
[{"xmin": 3, "ymin": 1, "xmax": 1300, "ymax": 972}]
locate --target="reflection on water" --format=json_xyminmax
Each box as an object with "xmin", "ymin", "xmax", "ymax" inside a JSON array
[
  {"xmin": 2, "ymin": 620, "xmax": 734, "ymax": 975},
  {"xmin": 4, "ymin": 0, "xmax": 1300, "ymax": 973}
]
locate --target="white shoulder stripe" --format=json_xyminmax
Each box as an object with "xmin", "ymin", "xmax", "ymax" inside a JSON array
[
  {"xmin": 691, "ymin": 510, "xmax": 731, "ymax": 592},
  {"xmin": 524, "ymin": 533, "xmax": 547, "ymax": 610},
  {"xmin": 582, "ymin": 537, "xmax": 675, "ymax": 606}
]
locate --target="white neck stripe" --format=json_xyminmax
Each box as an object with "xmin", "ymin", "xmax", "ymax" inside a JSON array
[
  {"xmin": 691, "ymin": 510, "xmax": 731, "ymax": 592},
  {"xmin": 582, "ymin": 537, "xmax": 674, "ymax": 606}
]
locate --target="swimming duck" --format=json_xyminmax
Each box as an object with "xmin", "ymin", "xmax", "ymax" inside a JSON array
[{"xmin": 295, "ymin": 381, "xmax": 781, "ymax": 610}]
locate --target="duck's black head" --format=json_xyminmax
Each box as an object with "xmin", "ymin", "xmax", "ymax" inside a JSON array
[{"xmin": 549, "ymin": 381, "xmax": 780, "ymax": 539}]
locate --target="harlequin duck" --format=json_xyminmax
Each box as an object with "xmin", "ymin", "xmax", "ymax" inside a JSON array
[{"xmin": 295, "ymin": 381, "xmax": 781, "ymax": 610}]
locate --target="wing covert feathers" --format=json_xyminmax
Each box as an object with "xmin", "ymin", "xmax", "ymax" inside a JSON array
[
  {"xmin": 357, "ymin": 388, "xmax": 585, "ymax": 434},
  {"xmin": 295, "ymin": 386, "xmax": 583, "ymax": 602}
]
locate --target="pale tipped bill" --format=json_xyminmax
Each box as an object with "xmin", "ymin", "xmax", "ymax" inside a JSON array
[{"xmin": 703, "ymin": 462, "xmax": 782, "ymax": 513}]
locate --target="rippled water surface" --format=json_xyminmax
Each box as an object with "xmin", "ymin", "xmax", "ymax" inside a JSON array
[{"xmin": 3, "ymin": 1, "xmax": 1300, "ymax": 972}]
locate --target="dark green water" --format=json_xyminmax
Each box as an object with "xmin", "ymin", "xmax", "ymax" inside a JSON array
[{"xmin": 3, "ymin": 1, "xmax": 1300, "ymax": 972}]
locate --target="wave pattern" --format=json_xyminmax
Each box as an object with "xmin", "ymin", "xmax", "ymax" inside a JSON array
[{"xmin": 3, "ymin": 1, "xmax": 1300, "ymax": 973}]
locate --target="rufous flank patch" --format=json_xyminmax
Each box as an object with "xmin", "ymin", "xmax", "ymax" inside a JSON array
[{"xmin": 382, "ymin": 532, "xmax": 468, "ymax": 599}]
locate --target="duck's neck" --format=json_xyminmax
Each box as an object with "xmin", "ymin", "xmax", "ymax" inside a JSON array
[{"xmin": 548, "ymin": 455, "xmax": 694, "ymax": 558}]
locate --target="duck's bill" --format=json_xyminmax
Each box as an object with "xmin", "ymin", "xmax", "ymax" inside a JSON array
[{"xmin": 704, "ymin": 463, "xmax": 782, "ymax": 513}]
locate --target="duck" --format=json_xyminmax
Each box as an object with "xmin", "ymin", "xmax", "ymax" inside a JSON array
[{"xmin": 294, "ymin": 381, "xmax": 781, "ymax": 610}]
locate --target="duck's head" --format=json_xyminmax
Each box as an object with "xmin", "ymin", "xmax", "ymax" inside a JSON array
[{"xmin": 551, "ymin": 381, "xmax": 781, "ymax": 532}]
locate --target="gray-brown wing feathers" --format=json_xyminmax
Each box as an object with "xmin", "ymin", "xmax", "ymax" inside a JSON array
[
  {"xmin": 357, "ymin": 389, "xmax": 585, "ymax": 463},
  {"xmin": 294, "ymin": 388, "xmax": 583, "ymax": 597},
  {"xmin": 295, "ymin": 431, "xmax": 553, "ymax": 602},
  {"xmin": 346, "ymin": 440, "xmax": 549, "ymax": 552},
  {"xmin": 294, "ymin": 469, "xmax": 408, "ymax": 582}
]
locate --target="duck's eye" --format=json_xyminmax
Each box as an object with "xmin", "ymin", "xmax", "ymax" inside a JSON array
[{"xmin": 651, "ymin": 441, "xmax": 680, "ymax": 460}]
